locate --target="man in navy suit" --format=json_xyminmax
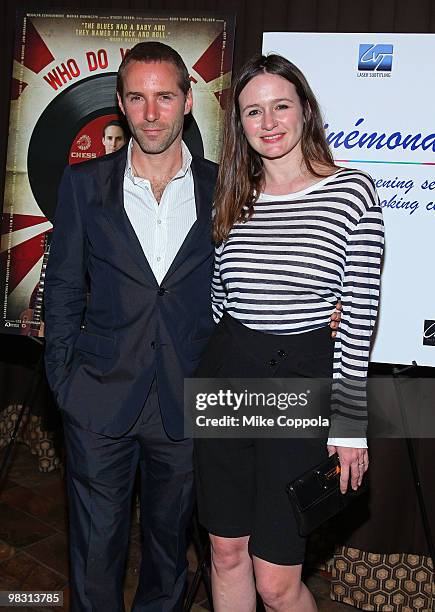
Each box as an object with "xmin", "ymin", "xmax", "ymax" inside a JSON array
[{"xmin": 44, "ymin": 42, "xmax": 217, "ymax": 611}]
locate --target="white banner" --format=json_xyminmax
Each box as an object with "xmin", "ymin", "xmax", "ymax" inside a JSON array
[{"xmin": 263, "ymin": 32, "xmax": 435, "ymax": 367}]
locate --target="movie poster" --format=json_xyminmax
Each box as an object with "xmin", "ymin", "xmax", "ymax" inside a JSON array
[{"xmin": 0, "ymin": 10, "xmax": 235, "ymax": 335}]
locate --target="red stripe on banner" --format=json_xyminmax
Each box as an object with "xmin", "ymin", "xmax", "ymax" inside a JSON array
[
  {"xmin": 1, "ymin": 214, "xmax": 48, "ymax": 234},
  {"xmin": 11, "ymin": 78, "xmax": 28, "ymax": 100},
  {"xmin": 193, "ymin": 31, "xmax": 231, "ymax": 83},
  {"xmin": 14, "ymin": 19, "xmax": 55, "ymax": 74},
  {"xmin": 214, "ymin": 87, "xmax": 231, "ymax": 111},
  {"xmin": 6, "ymin": 234, "xmax": 45, "ymax": 295}
]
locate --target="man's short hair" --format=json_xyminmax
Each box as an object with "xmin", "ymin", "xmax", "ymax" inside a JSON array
[
  {"xmin": 102, "ymin": 120, "xmax": 126, "ymax": 138},
  {"xmin": 117, "ymin": 42, "xmax": 191, "ymax": 99}
]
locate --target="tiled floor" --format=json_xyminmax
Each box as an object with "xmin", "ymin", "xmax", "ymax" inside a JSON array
[{"xmin": 0, "ymin": 444, "xmax": 354, "ymax": 611}]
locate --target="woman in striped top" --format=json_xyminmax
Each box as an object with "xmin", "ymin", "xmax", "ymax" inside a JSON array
[{"xmin": 194, "ymin": 54, "xmax": 384, "ymax": 611}]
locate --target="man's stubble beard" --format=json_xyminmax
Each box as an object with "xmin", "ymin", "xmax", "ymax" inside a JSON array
[{"xmin": 126, "ymin": 115, "xmax": 185, "ymax": 156}]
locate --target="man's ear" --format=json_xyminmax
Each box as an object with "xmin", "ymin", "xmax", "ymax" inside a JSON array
[
  {"xmin": 184, "ymin": 88, "xmax": 193, "ymax": 116},
  {"xmin": 117, "ymin": 92, "xmax": 125, "ymax": 116}
]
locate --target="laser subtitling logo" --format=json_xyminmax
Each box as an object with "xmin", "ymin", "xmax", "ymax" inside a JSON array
[{"xmin": 358, "ymin": 44, "xmax": 393, "ymax": 72}]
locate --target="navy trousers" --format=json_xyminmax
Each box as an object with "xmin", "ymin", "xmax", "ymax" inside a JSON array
[{"xmin": 63, "ymin": 382, "xmax": 194, "ymax": 611}]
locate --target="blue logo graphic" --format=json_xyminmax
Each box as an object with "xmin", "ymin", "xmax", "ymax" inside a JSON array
[
  {"xmin": 358, "ymin": 44, "xmax": 393, "ymax": 71},
  {"xmin": 423, "ymin": 321, "xmax": 435, "ymax": 347}
]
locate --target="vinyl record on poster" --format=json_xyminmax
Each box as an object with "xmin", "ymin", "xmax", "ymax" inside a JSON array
[{"xmin": 27, "ymin": 73, "xmax": 204, "ymax": 222}]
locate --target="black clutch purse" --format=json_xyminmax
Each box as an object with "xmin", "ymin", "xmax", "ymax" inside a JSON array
[{"xmin": 286, "ymin": 453, "xmax": 367, "ymax": 537}]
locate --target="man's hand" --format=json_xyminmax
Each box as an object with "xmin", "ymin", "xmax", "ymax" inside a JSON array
[
  {"xmin": 329, "ymin": 300, "xmax": 342, "ymax": 338},
  {"xmin": 327, "ymin": 445, "xmax": 368, "ymax": 493}
]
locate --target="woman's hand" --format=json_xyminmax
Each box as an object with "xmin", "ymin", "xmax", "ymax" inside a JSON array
[
  {"xmin": 329, "ymin": 300, "xmax": 342, "ymax": 338},
  {"xmin": 327, "ymin": 445, "xmax": 368, "ymax": 493}
]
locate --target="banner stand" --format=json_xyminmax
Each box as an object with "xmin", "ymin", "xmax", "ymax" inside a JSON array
[
  {"xmin": 183, "ymin": 514, "xmax": 213, "ymax": 611},
  {"xmin": 0, "ymin": 337, "xmax": 45, "ymax": 488},
  {"xmin": 392, "ymin": 362, "xmax": 435, "ymax": 570}
]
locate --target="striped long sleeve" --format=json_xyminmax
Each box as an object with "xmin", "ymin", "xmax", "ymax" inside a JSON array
[
  {"xmin": 330, "ymin": 202, "xmax": 384, "ymax": 437},
  {"xmin": 211, "ymin": 242, "xmax": 227, "ymax": 323}
]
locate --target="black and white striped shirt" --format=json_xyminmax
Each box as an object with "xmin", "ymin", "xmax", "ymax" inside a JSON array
[{"xmin": 212, "ymin": 168, "xmax": 384, "ymax": 438}]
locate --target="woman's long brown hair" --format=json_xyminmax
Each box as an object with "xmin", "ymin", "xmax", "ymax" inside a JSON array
[{"xmin": 213, "ymin": 54, "xmax": 337, "ymax": 243}]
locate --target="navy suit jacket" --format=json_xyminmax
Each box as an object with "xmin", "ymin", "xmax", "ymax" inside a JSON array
[{"xmin": 44, "ymin": 145, "xmax": 218, "ymax": 438}]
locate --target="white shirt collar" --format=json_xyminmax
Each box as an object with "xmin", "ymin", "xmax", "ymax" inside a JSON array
[{"xmin": 125, "ymin": 139, "xmax": 192, "ymax": 184}]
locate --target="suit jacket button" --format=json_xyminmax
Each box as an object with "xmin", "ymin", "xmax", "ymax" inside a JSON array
[
  {"xmin": 268, "ymin": 359, "xmax": 277, "ymax": 367},
  {"xmin": 277, "ymin": 349, "xmax": 287, "ymax": 358},
  {"xmin": 151, "ymin": 341, "xmax": 156, "ymax": 349},
  {"xmin": 157, "ymin": 288, "xmax": 166, "ymax": 296}
]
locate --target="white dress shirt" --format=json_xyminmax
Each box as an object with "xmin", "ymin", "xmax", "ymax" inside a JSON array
[{"xmin": 123, "ymin": 140, "xmax": 196, "ymax": 285}]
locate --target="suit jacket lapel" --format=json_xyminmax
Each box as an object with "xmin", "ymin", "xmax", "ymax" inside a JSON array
[
  {"xmin": 161, "ymin": 156, "xmax": 214, "ymax": 284},
  {"xmin": 99, "ymin": 147, "xmax": 158, "ymax": 286}
]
